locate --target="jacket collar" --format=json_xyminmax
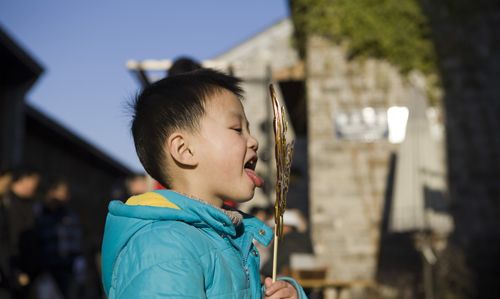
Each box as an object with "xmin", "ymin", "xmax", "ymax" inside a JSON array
[{"xmin": 153, "ymin": 190, "xmax": 273, "ymax": 245}]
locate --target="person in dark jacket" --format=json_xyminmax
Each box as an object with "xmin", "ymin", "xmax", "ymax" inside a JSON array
[
  {"xmin": 36, "ymin": 179, "xmax": 84, "ymax": 299},
  {"xmin": 1, "ymin": 167, "xmax": 40, "ymax": 299},
  {"xmin": 0, "ymin": 168, "xmax": 13, "ymax": 298}
]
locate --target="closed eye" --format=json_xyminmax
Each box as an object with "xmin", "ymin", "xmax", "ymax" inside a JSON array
[{"xmin": 232, "ymin": 128, "xmax": 242, "ymax": 133}]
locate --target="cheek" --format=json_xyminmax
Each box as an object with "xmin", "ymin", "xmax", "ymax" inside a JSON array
[
  {"xmin": 227, "ymin": 138, "xmax": 247, "ymax": 160},
  {"xmin": 214, "ymin": 133, "xmax": 245, "ymax": 154},
  {"xmin": 216, "ymin": 138, "xmax": 246, "ymax": 170},
  {"xmin": 200, "ymin": 130, "xmax": 247, "ymax": 169}
]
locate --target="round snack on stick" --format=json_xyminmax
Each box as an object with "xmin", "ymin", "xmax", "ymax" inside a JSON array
[{"xmin": 269, "ymin": 84, "xmax": 294, "ymax": 282}]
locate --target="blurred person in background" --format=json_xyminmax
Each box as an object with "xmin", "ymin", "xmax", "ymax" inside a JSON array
[
  {"xmin": 0, "ymin": 169, "xmax": 13, "ymax": 298},
  {"xmin": 110, "ymin": 173, "xmax": 149, "ymax": 202},
  {"xmin": 249, "ymin": 205, "xmax": 273, "ymax": 223},
  {"xmin": 262, "ymin": 209, "xmax": 314, "ymax": 278},
  {"xmin": 167, "ymin": 56, "xmax": 202, "ymax": 77},
  {"xmin": 35, "ymin": 179, "xmax": 84, "ymax": 299},
  {"xmin": 124, "ymin": 173, "xmax": 148, "ymax": 198},
  {"xmin": 1, "ymin": 167, "xmax": 40, "ymax": 299},
  {"xmin": 0, "ymin": 169, "xmax": 12, "ymax": 199}
]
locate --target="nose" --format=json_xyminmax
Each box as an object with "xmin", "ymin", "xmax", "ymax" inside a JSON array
[{"xmin": 247, "ymin": 133, "xmax": 259, "ymax": 151}]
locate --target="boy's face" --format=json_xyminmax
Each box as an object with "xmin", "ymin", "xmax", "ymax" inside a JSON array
[{"xmin": 189, "ymin": 89, "xmax": 262, "ymax": 204}]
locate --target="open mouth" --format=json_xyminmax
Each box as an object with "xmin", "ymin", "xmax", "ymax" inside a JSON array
[
  {"xmin": 244, "ymin": 156, "xmax": 263, "ymax": 187},
  {"xmin": 244, "ymin": 156, "xmax": 258, "ymax": 171}
]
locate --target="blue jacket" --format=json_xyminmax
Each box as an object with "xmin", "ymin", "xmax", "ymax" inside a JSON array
[{"xmin": 101, "ymin": 190, "xmax": 307, "ymax": 298}]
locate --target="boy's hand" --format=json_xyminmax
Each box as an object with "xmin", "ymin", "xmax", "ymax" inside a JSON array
[{"xmin": 264, "ymin": 277, "xmax": 298, "ymax": 299}]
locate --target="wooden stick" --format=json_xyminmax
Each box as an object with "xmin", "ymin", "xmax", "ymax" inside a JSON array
[{"xmin": 272, "ymin": 227, "xmax": 279, "ymax": 282}]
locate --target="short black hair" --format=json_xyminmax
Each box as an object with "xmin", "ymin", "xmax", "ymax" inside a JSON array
[{"xmin": 131, "ymin": 68, "xmax": 243, "ymax": 187}]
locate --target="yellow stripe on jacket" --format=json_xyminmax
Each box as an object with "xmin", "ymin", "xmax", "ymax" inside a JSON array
[{"xmin": 126, "ymin": 192, "xmax": 180, "ymax": 209}]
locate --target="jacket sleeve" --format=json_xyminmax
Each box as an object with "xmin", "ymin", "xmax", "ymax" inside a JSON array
[
  {"xmin": 115, "ymin": 258, "xmax": 207, "ymax": 299},
  {"xmin": 261, "ymin": 277, "xmax": 308, "ymax": 299}
]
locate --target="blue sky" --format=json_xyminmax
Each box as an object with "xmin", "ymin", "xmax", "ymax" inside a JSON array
[{"xmin": 0, "ymin": 1, "xmax": 289, "ymax": 171}]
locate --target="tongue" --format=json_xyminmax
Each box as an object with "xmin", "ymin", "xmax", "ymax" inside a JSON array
[{"xmin": 245, "ymin": 169, "xmax": 264, "ymax": 187}]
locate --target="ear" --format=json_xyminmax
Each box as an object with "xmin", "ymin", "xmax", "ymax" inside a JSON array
[{"xmin": 167, "ymin": 132, "xmax": 197, "ymax": 167}]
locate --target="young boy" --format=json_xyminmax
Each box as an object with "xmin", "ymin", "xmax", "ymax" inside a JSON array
[{"xmin": 101, "ymin": 69, "xmax": 307, "ymax": 298}]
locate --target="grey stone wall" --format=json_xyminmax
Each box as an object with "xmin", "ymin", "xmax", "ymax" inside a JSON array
[{"xmin": 306, "ymin": 36, "xmax": 420, "ymax": 280}]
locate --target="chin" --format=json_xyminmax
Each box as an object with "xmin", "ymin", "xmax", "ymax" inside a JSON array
[{"xmin": 233, "ymin": 190, "xmax": 255, "ymax": 203}]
